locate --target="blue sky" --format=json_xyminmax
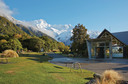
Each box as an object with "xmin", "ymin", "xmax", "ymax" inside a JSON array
[{"xmin": 3, "ymin": 0, "xmax": 128, "ymax": 32}]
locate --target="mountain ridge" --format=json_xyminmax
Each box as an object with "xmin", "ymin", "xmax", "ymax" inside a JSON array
[
  {"xmin": 0, "ymin": 15, "xmax": 100, "ymax": 45},
  {"xmin": 0, "ymin": 16, "xmax": 28, "ymax": 35}
]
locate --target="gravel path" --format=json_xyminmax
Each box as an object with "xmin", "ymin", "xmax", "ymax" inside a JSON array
[{"xmin": 48, "ymin": 53, "xmax": 128, "ymax": 80}]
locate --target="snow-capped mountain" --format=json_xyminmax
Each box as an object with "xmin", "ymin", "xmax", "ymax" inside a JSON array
[
  {"xmin": 88, "ymin": 31, "xmax": 101, "ymax": 38},
  {"xmin": 27, "ymin": 19, "xmax": 100, "ymax": 45},
  {"xmin": 14, "ymin": 18, "xmax": 100, "ymax": 45},
  {"xmin": 0, "ymin": 14, "xmax": 100, "ymax": 45},
  {"xmin": 0, "ymin": 0, "xmax": 100, "ymax": 45}
]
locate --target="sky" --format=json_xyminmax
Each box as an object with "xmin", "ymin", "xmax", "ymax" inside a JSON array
[{"xmin": 2, "ymin": 0, "xmax": 128, "ymax": 32}]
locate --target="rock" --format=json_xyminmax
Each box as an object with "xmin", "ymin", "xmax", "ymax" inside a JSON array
[
  {"xmin": 117, "ymin": 80, "xmax": 128, "ymax": 84},
  {"xmin": 85, "ymin": 78, "xmax": 96, "ymax": 84},
  {"xmin": 93, "ymin": 74, "xmax": 101, "ymax": 80}
]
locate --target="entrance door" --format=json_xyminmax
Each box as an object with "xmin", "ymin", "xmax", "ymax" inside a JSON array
[{"xmin": 97, "ymin": 47, "xmax": 104, "ymax": 58}]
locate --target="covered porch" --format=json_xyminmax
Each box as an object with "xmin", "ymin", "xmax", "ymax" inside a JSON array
[{"xmin": 87, "ymin": 38, "xmax": 124, "ymax": 59}]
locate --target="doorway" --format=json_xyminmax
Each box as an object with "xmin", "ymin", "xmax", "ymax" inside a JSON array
[{"xmin": 96, "ymin": 47, "xmax": 105, "ymax": 58}]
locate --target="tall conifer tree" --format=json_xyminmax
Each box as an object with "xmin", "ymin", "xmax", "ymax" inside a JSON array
[{"xmin": 70, "ymin": 24, "xmax": 89, "ymax": 56}]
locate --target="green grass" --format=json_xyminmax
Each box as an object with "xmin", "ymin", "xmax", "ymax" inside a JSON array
[{"xmin": 0, "ymin": 52, "xmax": 94, "ymax": 84}]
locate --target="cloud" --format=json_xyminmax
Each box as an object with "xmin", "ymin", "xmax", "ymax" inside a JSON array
[
  {"xmin": 0, "ymin": 0, "xmax": 55, "ymax": 38},
  {"xmin": 0, "ymin": 0, "xmax": 13, "ymax": 17}
]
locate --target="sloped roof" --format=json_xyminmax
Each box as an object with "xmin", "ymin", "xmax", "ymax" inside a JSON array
[
  {"xmin": 97, "ymin": 29, "xmax": 128, "ymax": 46},
  {"xmin": 112, "ymin": 31, "xmax": 128, "ymax": 45}
]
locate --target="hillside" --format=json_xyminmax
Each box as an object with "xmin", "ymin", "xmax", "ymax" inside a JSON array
[
  {"xmin": 16, "ymin": 24, "xmax": 35, "ymax": 36},
  {"xmin": 16, "ymin": 24, "xmax": 56, "ymax": 40},
  {"xmin": 0, "ymin": 16, "xmax": 55, "ymax": 41},
  {"xmin": 0, "ymin": 15, "xmax": 100, "ymax": 45},
  {"xmin": 0, "ymin": 16, "xmax": 27, "ymax": 35}
]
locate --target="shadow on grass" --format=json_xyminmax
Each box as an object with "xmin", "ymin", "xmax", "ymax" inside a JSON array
[
  {"xmin": 54, "ymin": 66, "xmax": 63, "ymax": 69},
  {"xmin": 84, "ymin": 77, "xmax": 93, "ymax": 80},
  {"xmin": 19, "ymin": 53, "xmax": 52, "ymax": 63},
  {"xmin": 48, "ymin": 72, "xmax": 88, "ymax": 73},
  {"xmin": 0, "ymin": 62, "xmax": 8, "ymax": 64}
]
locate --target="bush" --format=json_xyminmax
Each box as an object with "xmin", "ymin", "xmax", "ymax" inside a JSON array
[
  {"xmin": 8, "ymin": 38, "xmax": 23, "ymax": 51},
  {"xmin": 23, "ymin": 37, "xmax": 44, "ymax": 52},
  {"xmin": 23, "ymin": 48, "xmax": 27, "ymax": 52},
  {"xmin": 3, "ymin": 50, "xmax": 19, "ymax": 58},
  {"xmin": 62, "ymin": 46, "xmax": 70, "ymax": 54},
  {"xmin": 43, "ymin": 53, "xmax": 47, "ymax": 56},
  {"xmin": 68, "ymin": 54, "xmax": 74, "ymax": 57}
]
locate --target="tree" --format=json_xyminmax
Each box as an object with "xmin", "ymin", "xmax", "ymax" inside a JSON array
[
  {"xmin": 118, "ymin": 48, "xmax": 123, "ymax": 53},
  {"xmin": 0, "ymin": 39, "xmax": 7, "ymax": 43},
  {"xmin": 70, "ymin": 24, "xmax": 89, "ymax": 56},
  {"xmin": 23, "ymin": 37, "xmax": 45, "ymax": 52},
  {"xmin": 63, "ymin": 46, "xmax": 70, "ymax": 54},
  {"xmin": 58, "ymin": 42, "xmax": 66, "ymax": 52},
  {"xmin": 0, "ymin": 38, "xmax": 23, "ymax": 52},
  {"xmin": 0, "ymin": 39, "xmax": 9, "ymax": 52},
  {"xmin": 8, "ymin": 38, "xmax": 23, "ymax": 51},
  {"xmin": 13, "ymin": 34, "xmax": 22, "ymax": 39},
  {"xmin": 40, "ymin": 36, "xmax": 58, "ymax": 52}
]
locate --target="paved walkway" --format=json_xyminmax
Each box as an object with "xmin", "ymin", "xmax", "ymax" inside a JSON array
[{"xmin": 48, "ymin": 53, "xmax": 128, "ymax": 80}]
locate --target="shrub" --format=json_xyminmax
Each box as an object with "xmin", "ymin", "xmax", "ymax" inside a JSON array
[
  {"xmin": 68, "ymin": 54, "xmax": 74, "ymax": 57},
  {"xmin": 23, "ymin": 48, "xmax": 27, "ymax": 52},
  {"xmin": 8, "ymin": 38, "xmax": 23, "ymax": 51},
  {"xmin": 62, "ymin": 46, "xmax": 70, "ymax": 54},
  {"xmin": 3, "ymin": 50, "xmax": 19, "ymax": 58},
  {"xmin": 43, "ymin": 53, "xmax": 47, "ymax": 56},
  {"xmin": 0, "ymin": 39, "xmax": 7, "ymax": 43},
  {"xmin": 23, "ymin": 37, "xmax": 44, "ymax": 52}
]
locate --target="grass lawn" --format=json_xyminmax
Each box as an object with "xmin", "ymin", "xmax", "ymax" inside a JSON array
[{"xmin": 0, "ymin": 52, "xmax": 94, "ymax": 84}]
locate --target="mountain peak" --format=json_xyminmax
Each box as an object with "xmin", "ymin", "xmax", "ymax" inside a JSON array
[{"xmin": 0, "ymin": 15, "xmax": 100, "ymax": 45}]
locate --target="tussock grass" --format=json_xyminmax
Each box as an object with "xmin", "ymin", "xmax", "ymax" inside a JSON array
[
  {"xmin": 97, "ymin": 70, "xmax": 122, "ymax": 84},
  {"xmin": 3, "ymin": 50, "xmax": 19, "ymax": 58}
]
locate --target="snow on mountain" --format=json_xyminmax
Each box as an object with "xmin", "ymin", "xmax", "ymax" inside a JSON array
[
  {"xmin": 88, "ymin": 31, "xmax": 101, "ymax": 38},
  {"xmin": 0, "ymin": 14, "xmax": 100, "ymax": 45},
  {"xmin": 27, "ymin": 19, "xmax": 100, "ymax": 45},
  {"xmin": 0, "ymin": 0, "xmax": 100, "ymax": 45},
  {"xmin": 29, "ymin": 19, "xmax": 74, "ymax": 44},
  {"xmin": 9, "ymin": 18, "xmax": 100, "ymax": 45},
  {"xmin": 29, "ymin": 19, "xmax": 74, "ymax": 41}
]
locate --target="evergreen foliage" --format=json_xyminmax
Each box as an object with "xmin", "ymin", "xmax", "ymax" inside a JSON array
[
  {"xmin": 0, "ymin": 38, "xmax": 22, "ymax": 52},
  {"xmin": 0, "ymin": 16, "xmax": 69, "ymax": 53},
  {"xmin": 70, "ymin": 24, "xmax": 89, "ymax": 57},
  {"xmin": 0, "ymin": 16, "xmax": 28, "ymax": 35},
  {"xmin": 8, "ymin": 38, "xmax": 23, "ymax": 51},
  {"xmin": 58, "ymin": 42, "xmax": 66, "ymax": 52},
  {"xmin": 40, "ymin": 36, "xmax": 58, "ymax": 51},
  {"xmin": 22, "ymin": 37, "xmax": 45, "ymax": 52},
  {"xmin": 16, "ymin": 24, "xmax": 35, "ymax": 36}
]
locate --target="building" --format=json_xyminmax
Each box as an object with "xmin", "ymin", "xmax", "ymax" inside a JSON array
[{"xmin": 87, "ymin": 29, "xmax": 128, "ymax": 59}]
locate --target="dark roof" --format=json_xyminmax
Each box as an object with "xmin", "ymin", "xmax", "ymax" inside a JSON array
[
  {"xmin": 97, "ymin": 29, "xmax": 127, "ymax": 46},
  {"xmin": 97, "ymin": 29, "xmax": 111, "ymax": 38},
  {"xmin": 112, "ymin": 31, "xmax": 128, "ymax": 45}
]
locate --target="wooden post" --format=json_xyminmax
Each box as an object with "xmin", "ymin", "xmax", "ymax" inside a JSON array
[
  {"xmin": 104, "ymin": 43, "xmax": 107, "ymax": 59},
  {"xmin": 94, "ymin": 47, "xmax": 96, "ymax": 58},
  {"xmin": 123, "ymin": 47, "xmax": 126, "ymax": 58},
  {"xmin": 87, "ymin": 40, "xmax": 92, "ymax": 59},
  {"xmin": 109, "ymin": 39, "xmax": 112, "ymax": 59}
]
